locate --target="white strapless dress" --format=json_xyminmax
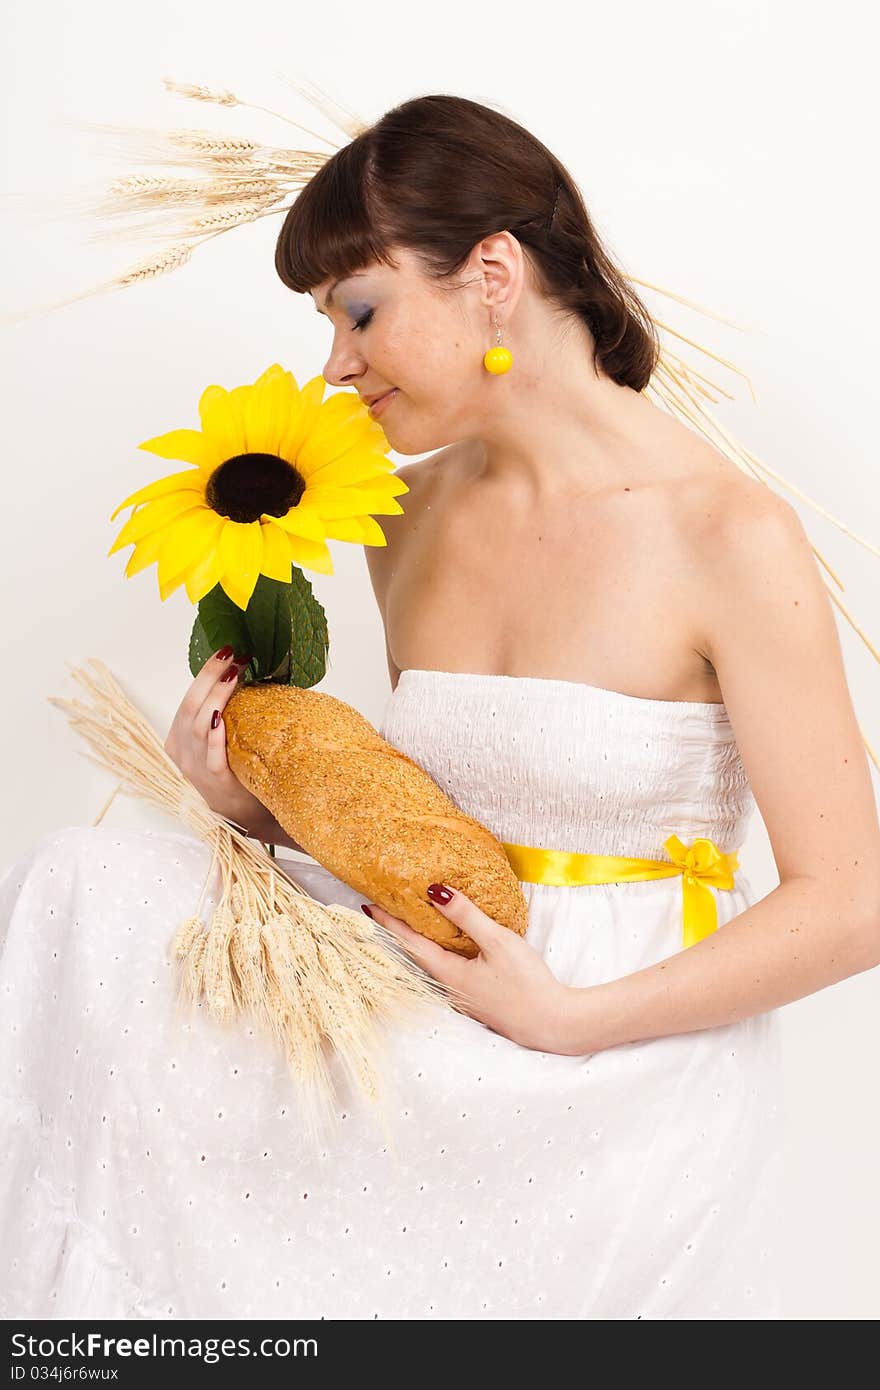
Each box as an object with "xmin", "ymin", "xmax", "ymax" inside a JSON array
[{"xmin": 0, "ymin": 668, "xmax": 785, "ymax": 1320}]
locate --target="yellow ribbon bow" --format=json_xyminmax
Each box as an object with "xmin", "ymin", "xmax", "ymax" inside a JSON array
[{"xmin": 500, "ymin": 834, "xmax": 739, "ymax": 949}]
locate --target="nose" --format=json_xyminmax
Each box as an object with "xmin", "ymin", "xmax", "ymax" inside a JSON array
[{"xmin": 321, "ymin": 337, "xmax": 366, "ymax": 391}]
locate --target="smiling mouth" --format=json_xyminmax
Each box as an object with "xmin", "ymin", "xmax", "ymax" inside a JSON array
[{"xmin": 369, "ymin": 389, "xmax": 399, "ymax": 416}]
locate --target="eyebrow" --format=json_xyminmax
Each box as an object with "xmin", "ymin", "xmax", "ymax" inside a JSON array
[{"xmin": 315, "ymin": 273, "xmax": 366, "ymax": 315}]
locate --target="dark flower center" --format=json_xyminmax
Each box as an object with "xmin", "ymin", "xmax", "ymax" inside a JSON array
[{"xmin": 205, "ymin": 453, "xmax": 306, "ymax": 524}]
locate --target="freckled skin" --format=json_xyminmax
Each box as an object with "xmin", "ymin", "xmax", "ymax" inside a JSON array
[
  {"xmin": 317, "ymin": 240, "xmax": 788, "ymax": 714},
  {"xmin": 312, "ymin": 241, "xmax": 676, "ymax": 469}
]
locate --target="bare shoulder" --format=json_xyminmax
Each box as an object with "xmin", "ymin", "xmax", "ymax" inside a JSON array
[
  {"xmin": 659, "ymin": 446, "xmax": 815, "ymax": 666},
  {"xmin": 684, "ymin": 464, "xmax": 808, "ymax": 567},
  {"xmin": 679, "ymin": 459, "xmax": 824, "ymax": 662}
]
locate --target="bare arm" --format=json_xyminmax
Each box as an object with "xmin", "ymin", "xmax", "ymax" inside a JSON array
[{"xmin": 560, "ymin": 488, "xmax": 880, "ymax": 1054}]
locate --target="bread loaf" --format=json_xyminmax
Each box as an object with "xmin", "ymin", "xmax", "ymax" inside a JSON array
[{"xmin": 223, "ymin": 683, "xmax": 528, "ymax": 958}]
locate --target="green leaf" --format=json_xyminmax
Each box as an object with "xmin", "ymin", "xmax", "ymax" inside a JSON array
[
  {"xmin": 188, "ymin": 568, "xmax": 330, "ymax": 687},
  {"xmin": 285, "ymin": 567, "xmax": 330, "ymax": 687},
  {"xmin": 244, "ymin": 572, "xmax": 297, "ymax": 679},
  {"xmin": 188, "ymin": 612, "xmax": 217, "ymax": 677},
  {"xmin": 188, "ymin": 584, "xmax": 251, "ymax": 678}
]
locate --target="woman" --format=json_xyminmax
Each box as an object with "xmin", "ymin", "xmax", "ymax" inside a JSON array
[{"xmin": 2, "ymin": 94, "xmax": 878, "ymax": 1321}]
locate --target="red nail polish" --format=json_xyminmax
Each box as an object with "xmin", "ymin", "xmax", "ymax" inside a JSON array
[
  {"xmin": 361, "ymin": 904, "xmax": 374, "ymax": 919},
  {"xmin": 427, "ymin": 883, "xmax": 453, "ymax": 904},
  {"xmin": 234, "ymin": 652, "xmax": 253, "ymax": 666},
  {"xmin": 220, "ymin": 666, "xmax": 238, "ymax": 683},
  {"xmin": 215, "ymin": 645, "xmax": 234, "ymax": 662},
  {"xmin": 211, "ymin": 709, "xmax": 220, "ymax": 730}
]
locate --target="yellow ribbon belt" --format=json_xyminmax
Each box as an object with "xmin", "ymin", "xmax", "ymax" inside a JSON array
[{"xmin": 500, "ymin": 834, "xmax": 739, "ymax": 949}]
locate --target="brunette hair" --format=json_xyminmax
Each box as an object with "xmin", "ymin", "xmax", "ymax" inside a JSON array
[{"xmin": 275, "ymin": 93, "xmax": 660, "ymax": 391}]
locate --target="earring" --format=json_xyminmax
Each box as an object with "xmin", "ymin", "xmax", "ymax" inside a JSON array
[{"xmin": 483, "ymin": 315, "xmax": 513, "ymax": 374}]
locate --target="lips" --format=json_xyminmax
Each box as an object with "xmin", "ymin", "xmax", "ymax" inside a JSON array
[{"xmin": 368, "ymin": 389, "xmax": 399, "ymax": 418}]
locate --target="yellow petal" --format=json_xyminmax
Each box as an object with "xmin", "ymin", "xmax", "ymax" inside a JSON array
[
  {"xmin": 283, "ymin": 532, "xmax": 334, "ymax": 576},
  {"xmin": 157, "ymin": 569, "xmax": 189, "ymax": 602},
  {"xmin": 110, "ymin": 468, "xmax": 206, "ymax": 522},
  {"xmin": 198, "ymin": 384, "xmax": 246, "ymax": 458},
  {"xmin": 217, "ymin": 519, "xmax": 264, "ymax": 610},
  {"xmin": 108, "ymin": 491, "xmax": 205, "ymax": 555},
  {"xmin": 137, "ymin": 429, "xmax": 222, "ymax": 474},
  {"xmin": 305, "ymin": 473, "xmax": 410, "ymax": 502},
  {"xmin": 184, "ymin": 542, "xmax": 224, "ymax": 605},
  {"xmin": 296, "ymin": 390, "xmax": 363, "ymax": 446},
  {"xmin": 253, "ymin": 362, "xmax": 297, "ymax": 393},
  {"xmin": 244, "ymin": 371, "xmax": 297, "ymax": 457},
  {"xmin": 276, "ymin": 374, "xmax": 326, "ymax": 461},
  {"xmin": 297, "ymin": 409, "xmax": 377, "ymax": 474},
  {"xmin": 260, "ymin": 520, "xmax": 295, "ymax": 583},
  {"xmin": 227, "ymin": 385, "xmax": 252, "ymax": 451},
  {"xmin": 156, "ymin": 509, "xmax": 225, "ymax": 595},
  {"xmin": 303, "ymin": 447, "xmax": 402, "ymax": 490},
  {"xmin": 297, "ymin": 481, "xmax": 409, "ymax": 520},
  {"xmin": 123, "ymin": 527, "xmax": 170, "ymax": 579},
  {"xmin": 322, "ymin": 515, "xmax": 389, "ymax": 545},
  {"xmin": 269, "ymin": 504, "xmax": 327, "ymax": 542}
]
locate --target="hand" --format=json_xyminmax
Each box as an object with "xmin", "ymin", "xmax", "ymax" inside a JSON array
[
  {"xmin": 163, "ymin": 646, "xmax": 262, "ymax": 825},
  {"xmin": 364, "ymin": 884, "xmax": 577, "ymax": 1054}
]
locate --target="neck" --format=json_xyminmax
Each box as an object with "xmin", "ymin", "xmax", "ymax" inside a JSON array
[{"xmin": 465, "ymin": 341, "xmax": 668, "ymax": 505}]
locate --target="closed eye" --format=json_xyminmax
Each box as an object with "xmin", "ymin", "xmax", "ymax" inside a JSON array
[{"xmin": 353, "ymin": 309, "xmax": 374, "ymax": 332}]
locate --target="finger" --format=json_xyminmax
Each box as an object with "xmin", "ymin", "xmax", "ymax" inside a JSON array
[
  {"xmin": 425, "ymin": 885, "xmax": 506, "ymax": 951},
  {"xmin": 177, "ymin": 645, "xmax": 238, "ymax": 727},
  {"xmin": 195, "ymin": 653, "xmax": 247, "ymax": 739},
  {"xmin": 204, "ymin": 697, "xmax": 231, "ymax": 776},
  {"xmin": 367, "ymin": 904, "xmax": 467, "ymax": 983},
  {"xmin": 194, "ymin": 644, "xmax": 238, "ymax": 698},
  {"xmin": 201, "ymin": 657, "xmax": 253, "ymax": 771}
]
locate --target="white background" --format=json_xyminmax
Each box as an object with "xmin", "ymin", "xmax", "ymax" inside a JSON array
[{"xmin": 2, "ymin": 0, "xmax": 878, "ymax": 1319}]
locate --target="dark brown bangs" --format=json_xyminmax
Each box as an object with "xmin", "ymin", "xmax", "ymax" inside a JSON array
[
  {"xmin": 274, "ymin": 135, "xmax": 401, "ymax": 296},
  {"xmin": 272, "ymin": 93, "xmax": 660, "ymax": 391}
]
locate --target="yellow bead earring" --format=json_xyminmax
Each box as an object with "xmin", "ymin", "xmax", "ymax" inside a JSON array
[{"xmin": 483, "ymin": 315, "xmax": 513, "ymax": 374}]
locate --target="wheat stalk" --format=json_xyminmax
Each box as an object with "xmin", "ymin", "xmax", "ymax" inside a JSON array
[
  {"xmin": 116, "ymin": 242, "xmax": 195, "ymax": 285},
  {"xmin": 96, "ymin": 174, "xmax": 281, "ymax": 208},
  {"xmin": 163, "ymin": 76, "xmax": 352, "ymax": 148},
  {"xmin": 626, "ymin": 273, "xmax": 762, "ymax": 334},
  {"xmin": 182, "ymin": 196, "xmax": 283, "ymax": 235},
  {"xmin": 47, "ymin": 658, "xmax": 462, "ymax": 1158}
]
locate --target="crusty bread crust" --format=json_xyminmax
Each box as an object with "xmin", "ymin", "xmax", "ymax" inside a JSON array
[{"xmin": 223, "ymin": 684, "xmax": 529, "ymax": 957}]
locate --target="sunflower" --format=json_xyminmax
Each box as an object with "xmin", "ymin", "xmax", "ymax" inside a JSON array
[{"xmin": 108, "ymin": 363, "xmax": 408, "ymax": 608}]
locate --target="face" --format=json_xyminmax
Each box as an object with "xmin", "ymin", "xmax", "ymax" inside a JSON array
[{"xmin": 309, "ymin": 243, "xmax": 507, "ymax": 455}]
